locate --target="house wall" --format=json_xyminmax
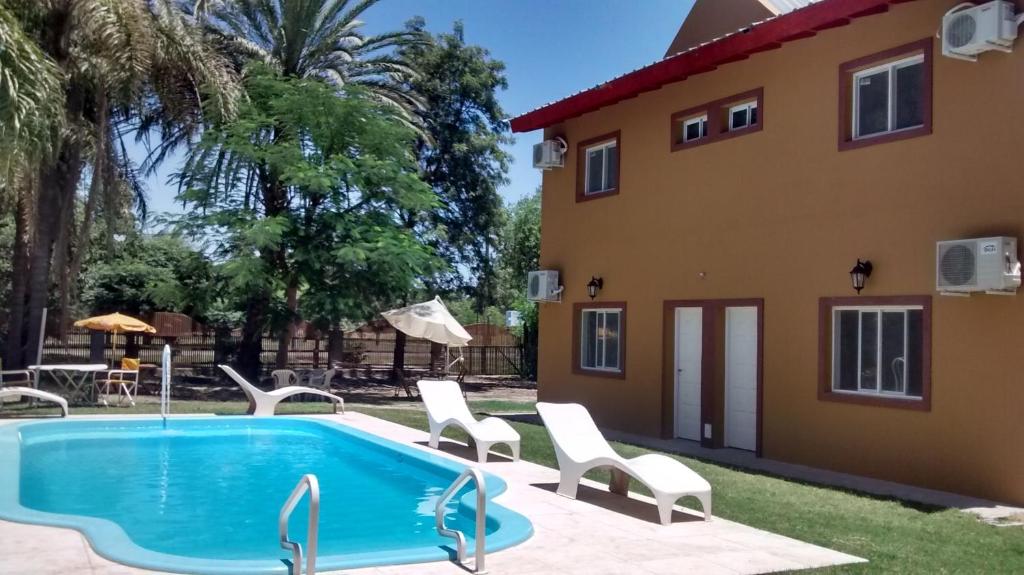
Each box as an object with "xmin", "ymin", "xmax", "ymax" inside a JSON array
[{"xmin": 536, "ymin": 0, "xmax": 1024, "ymax": 503}]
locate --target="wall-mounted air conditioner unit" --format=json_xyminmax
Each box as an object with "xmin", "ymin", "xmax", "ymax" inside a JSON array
[
  {"xmin": 527, "ymin": 270, "xmax": 562, "ymax": 302},
  {"xmin": 936, "ymin": 237, "xmax": 1021, "ymax": 295},
  {"xmin": 532, "ymin": 138, "xmax": 567, "ymax": 170},
  {"xmin": 941, "ymin": 1, "xmax": 1022, "ymax": 62}
]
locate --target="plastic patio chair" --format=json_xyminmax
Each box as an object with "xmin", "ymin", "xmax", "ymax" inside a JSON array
[
  {"xmin": 0, "ymin": 364, "xmax": 69, "ymax": 417},
  {"xmin": 97, "ymin": 357, "xmax": 140, "ymax": 407},
  {"xmin": 219, "ymin": 365, "xmax": 344, "ymax": 416}
]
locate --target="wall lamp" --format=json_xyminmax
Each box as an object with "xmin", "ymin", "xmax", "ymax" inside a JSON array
[
  {"xmin": 849, "ymin": 259, "xmax": 873, "ymax": 294},
  {"xmin": 587, "ymin": 276, "xmax": 604, "ymax": 299}
]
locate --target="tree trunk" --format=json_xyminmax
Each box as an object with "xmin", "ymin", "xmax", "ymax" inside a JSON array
[
  {"xmin": 275, "ymin": 282, "xmax": 298, "ymax": 369},
  {"xmin": 25, "ymin": 143, "xmax": 83, "ymax": 367},
  {"xmin": 327, "ymin": 326, "xmax": 344, "ymax": 366},
  {"xmin": 238, "ymin": 291, "xmax": 270, "ymax": 381},
  {"xmin": 51, "ymin": 181, "xmax": 76, "ymax": 339},
  {"xmin": 392, "ymin": 330, "xmax": 407, "ymax": 383},
  {"xmin": 59, "ymin": 99, "xmax": 106, "ymax": 338},
  {"xmin": 3, "ymin": 181, "xmax": 34, "ymax": 368}
]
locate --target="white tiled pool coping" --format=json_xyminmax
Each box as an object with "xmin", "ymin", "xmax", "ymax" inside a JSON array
[{"xmin": 0, "ymin": 412, "xmax": 865, "ymax": 574}]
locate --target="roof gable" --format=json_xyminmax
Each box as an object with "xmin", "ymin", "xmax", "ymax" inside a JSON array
[{"xmin": 510, "ymin": 0, "xmax": 913, "ymax": 134}]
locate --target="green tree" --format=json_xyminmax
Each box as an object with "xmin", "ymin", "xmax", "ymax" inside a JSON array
[
  {"xmin": 1, "ymin": 0, "xmax": 238, "ymax": 368},
  {"xmin": 176, "ymin": 68, "xmax": 437, "ymax": 376},
  {"xmin": 400, "ymin": 20, "xmax": 512, "ymax": 307},
  {"xmin": 80, "ymin": 234, "xmax": 215, "ymax": 318},
  {"xmin": 196, "ymin": 0, "xmax": 425, "ymax": 124},
  {"xmin": 497, "ymin": 188, "xmax": 541, "ymax": 378}
]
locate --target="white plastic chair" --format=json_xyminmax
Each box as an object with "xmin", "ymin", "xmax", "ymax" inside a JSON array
[
  {"xmin": 219, "ymin": 365, "xmax": 344, "ymax": 416},
  {"xmin": 271, "ymin": 369, "xmax": 298, "ymax": 389},
  {"xmin": 536, "ymin": 402, "xmax": 711, "ymax": 525},
  {"xmin": 0, "ymin": 369, "xmax": 68, "ymax": 417},
  {"xmin": 417, "ymin": 379, "xmax": 520, "ymax": 464},
  {"xmin": 307, "ymin": 368, "xmax": 337, "ymax": 391}
]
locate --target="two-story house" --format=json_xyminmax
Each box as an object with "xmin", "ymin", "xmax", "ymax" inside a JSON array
[{"xmin": 511, "ymin": 0, "xmax": 1024, "ymax": 504}]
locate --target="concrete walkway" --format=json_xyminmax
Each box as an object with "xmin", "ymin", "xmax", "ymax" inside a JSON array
[
  {"xmin": 600, "ymin": 428, "xmax": 1024, "ymax": 524},
  {"xmin": 0, "ymin": 412, "xmax": 865, "ymax": 574}
]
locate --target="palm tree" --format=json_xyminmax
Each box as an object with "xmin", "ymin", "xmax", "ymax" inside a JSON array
[
  {"xmin": 2, "ymin": 0, "xmax": 239, "ymax": 368},
  {"xmin": 196, "ymin": 0, "xmax": 425, "ymax": 125},
  {"xmin": 184, "ymin": 0, "xmax": 425, "ymax": 371}
]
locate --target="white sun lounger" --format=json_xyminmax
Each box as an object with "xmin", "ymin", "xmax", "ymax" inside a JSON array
[
  {"xmin": 536, "ymin": 402, "xmax": 711, "ymax": 525},
  {"xmin": 1, "ymin": 369, "xmax": 69, "ymax": 417},
  {"xmin": 218, "ymin": 365, "xmax": 344, "ymax": 416},
  {"xmin": 0, "ymin": 387, "xmax": 69, "ymax": 417},
  {"xmin": 417, "ymin": 379, "xmax": 520, "ymax": 464}
]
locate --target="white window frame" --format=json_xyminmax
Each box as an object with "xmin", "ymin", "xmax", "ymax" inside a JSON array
[
  {"xmin": 852, "ymin": 54, "xmax": 924, "ymax": 140},
  {"xmin": 580, "ymin": 308, "xmax": 622, "ymax": 372},
  {"xmin": 728, "ymin": 101, "xmax": 758, "ymax": 131},
  {"xmin": 682, "ymin": 115, "xmax": 708, "ymax": 142},
  {"xmin": 583, "ymin": 140, "xmax": 617, "ymax": 195},
  {"xmin": 831, "ymin": 305, "xmax": 923, "ymax": 399}
]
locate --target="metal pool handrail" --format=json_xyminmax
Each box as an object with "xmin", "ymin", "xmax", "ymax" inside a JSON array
[
  {"xmin": 279, "ymin": 474, "xmax": 320, "ymax": 575},
  {"xmin": 435, "ymin": 467, "xmax": 487, "ymax": 574}
]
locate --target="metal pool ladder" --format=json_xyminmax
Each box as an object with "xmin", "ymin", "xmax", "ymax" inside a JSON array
[
  {"xmin": 435, "ymin": 467, "xmax": 487, "ymax": 574},
  {"xmin": 279, "ymin": 474, "xmax": 320, "ymax": 575}
]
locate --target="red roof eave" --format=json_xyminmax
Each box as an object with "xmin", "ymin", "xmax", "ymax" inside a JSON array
[{"xmin": 509, "ymin": 0, "xmax": 916, "ymax": 133}]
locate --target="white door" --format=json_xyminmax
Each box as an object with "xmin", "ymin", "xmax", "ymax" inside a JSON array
[
  {"xmin": 724, "ymin": 306, "xmax": 758, "ymax": 451},
  {"xmin": 674, "ymin": 307, "xmax": 703, "ymax": 441}
]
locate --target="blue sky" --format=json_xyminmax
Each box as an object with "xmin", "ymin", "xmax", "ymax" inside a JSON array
[{"xmin": 138, "ymin": 0, "xmax": 692, "ymax": 217}]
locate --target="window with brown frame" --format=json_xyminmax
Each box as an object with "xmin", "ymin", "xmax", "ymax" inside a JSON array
[
  {"xmin": 818, "ymin": 296, "xmax": 932, "ymax": 411},
  {"xmin": 838, "ymin": 38, "xmax": 933, "ymax": 151},
  {"xmin": 572, "ymin": 302, "xmax": 626, "ymax": 379},
  {"xmin": 575, "ymin": 131, "xmax": 620, "ymax": 202},
  {"xmin": 670, "ymin": 88, "xmax": 764, "ymax": 152}
]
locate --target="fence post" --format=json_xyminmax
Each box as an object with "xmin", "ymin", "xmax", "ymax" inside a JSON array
[{"xmin": 89, "ymin": 331, "xmax": 105, "ymax": 364}]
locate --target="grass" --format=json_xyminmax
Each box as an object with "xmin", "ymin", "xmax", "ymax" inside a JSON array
[{"xmin": 4, "ymin": 399, "xmax": 1023, "ymax": 573}]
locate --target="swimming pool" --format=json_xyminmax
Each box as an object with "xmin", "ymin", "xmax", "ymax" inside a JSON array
[{"xmin": 0, "ymin": 417, "xmax": 532, "ymax": 574}]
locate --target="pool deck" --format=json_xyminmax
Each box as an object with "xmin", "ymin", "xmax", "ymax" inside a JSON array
[{"xmin": 0, "ymin": 412, "xmax": 865, "ymax": 574}]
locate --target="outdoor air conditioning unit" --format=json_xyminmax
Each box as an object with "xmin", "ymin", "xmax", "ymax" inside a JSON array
[
  {"xmin": 941, "ymin": 1, "xmax": 1021, "ymax": 62},
  {"xmin": 532, "ymin": 138, "xmax": 567, "ymax": 170},
  {"xmin": 527, "ymin": 270, "xmax": 562, "ymax": 302},
  {"xmin": 936, "ymin": 237, "xmax": 1021, "ymax": 295}
]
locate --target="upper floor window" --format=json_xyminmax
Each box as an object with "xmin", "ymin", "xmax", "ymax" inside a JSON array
[
  {"xmin": 839, "ymin": 38, "xmax": 932, "ymax": 151},
  {"xmin": 670, "ymin": 88, "xmax": 763, "ymax": 152},
  {"xmin": 576, "ymin": 131, "xmax": 620, "ymax": 202},
  {"xmin": 683, "ymin": 115, "xmax": 708, "ymax": 142},
  {"xmin": 853, "ymin": 55, "xmax": 923, "ymax": 139},
  {"xmin": 728, "ymin": 101, "xmax": 758, "ymax": 131}
]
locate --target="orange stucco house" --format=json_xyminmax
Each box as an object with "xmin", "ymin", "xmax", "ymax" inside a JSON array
[{"xmin": 511, "ymin": 0, "xmax": 1024, "ymax": 504}]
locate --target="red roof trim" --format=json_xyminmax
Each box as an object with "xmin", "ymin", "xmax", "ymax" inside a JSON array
[{"xmin": 509, "ymin": 0, "xmax": 915, "ymax": 133}]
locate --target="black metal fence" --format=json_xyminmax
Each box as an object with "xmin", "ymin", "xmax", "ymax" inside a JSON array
[{"xmin": 40, "ymin": 329, "xmax": 526, "ymax": 377}]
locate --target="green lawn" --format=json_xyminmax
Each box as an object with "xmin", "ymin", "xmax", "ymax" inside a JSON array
[{"xmin": 3, "ymin": 399, "xmax": 1022, "ymax": 573}]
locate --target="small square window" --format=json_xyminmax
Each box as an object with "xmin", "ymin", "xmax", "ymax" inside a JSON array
[
  {"xmin": 682, "ymin": 115, "xmax": 708, "ymax": 142},
  {"xmin": 728, "ymin": 101, "xmax": 758, "ymax": 131},
  {"xmin": 831, "ymin": 306, "xmax": 924, "ymax": 399}
]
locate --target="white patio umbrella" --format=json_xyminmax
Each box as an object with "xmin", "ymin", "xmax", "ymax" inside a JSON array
[
  {"xmin": 381, "ymin": 297, "xmax": 473, "ymax": 393},
  {"xmin": 381, "ymin": 296, "xmax": 472, "ymax": 347}
]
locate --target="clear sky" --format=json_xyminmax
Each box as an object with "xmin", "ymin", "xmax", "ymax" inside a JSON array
[{"xmin": 137, "ymin": 0, "xmax": 693, "ymax": 218}]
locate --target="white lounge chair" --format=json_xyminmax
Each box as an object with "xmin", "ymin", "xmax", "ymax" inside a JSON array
[
  {"xmin": 0, "ymin": 369, "xmax": 68, "ymax": 417},
  {"xmin": 536, "ymin": 402, "xmax": 711, "ymax": 525},
  {"xmin": 417, "ymin": 380, "xmax": 520, "ymax": 464},
  {"xmin": 219, "ymin": 365, "xmax": 344, "ymax": 416}
]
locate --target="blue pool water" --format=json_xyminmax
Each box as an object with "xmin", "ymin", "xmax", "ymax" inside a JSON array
[{"xmin": 0, "ymin": 417, "xmax": 531, "ymax": 574}]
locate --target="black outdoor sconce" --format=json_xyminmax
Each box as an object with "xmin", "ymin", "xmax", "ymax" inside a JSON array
[
  {"xmin": 849, "ymin": 259, "xmax": 873, "ymax": 294},
  {"xmin": 587, "ymin": 276, "xmax": 604, "ymax": 299}
]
